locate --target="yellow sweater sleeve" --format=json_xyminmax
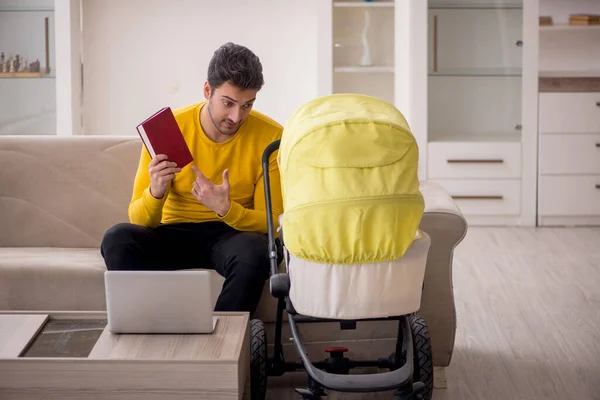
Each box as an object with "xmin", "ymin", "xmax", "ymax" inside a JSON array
[
  {"xmin": 128, "ymin": 145, "xmax": 168, "ymax": 228},
  {"xmin": 218, "ymin": 149, "xmax": 283, "ymax": 234}
]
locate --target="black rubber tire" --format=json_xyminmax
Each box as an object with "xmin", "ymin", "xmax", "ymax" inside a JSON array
[
  {"xmin": 250, "ymin": 319, "xmax": 268, "ymax": 400},
  {"xmin": 409, "ymin": 315, "xmax": 434, "ymax": 400}
]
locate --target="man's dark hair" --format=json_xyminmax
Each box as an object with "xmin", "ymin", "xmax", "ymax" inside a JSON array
[{"xmin": 207, "ymin": 42, "xmax": 264, "ymax": 94}]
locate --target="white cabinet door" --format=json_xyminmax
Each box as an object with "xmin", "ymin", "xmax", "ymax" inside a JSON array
[
  {"xmin": 539, "ymin": 93, "xmax": 600, "ymax": 134},
  {"xmin": 539, "ymin": 134, "xmax": 600, "ymax": 175},
  {"xmin": 538, "ymin": 175, "xmax": 600, "ymax": 216},
  {"xmin": 427, "ymin": 7, "xmax": 522, "ymax": 73}
]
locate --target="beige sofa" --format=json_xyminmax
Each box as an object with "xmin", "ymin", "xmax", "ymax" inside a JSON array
[{"xmin": 0, "ymin": 135, "xmax": 467, "ymax": 369}]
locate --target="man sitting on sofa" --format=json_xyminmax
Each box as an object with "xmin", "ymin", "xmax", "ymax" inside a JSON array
[{"xmin": 100, "ymin": 42, "xmax": 284, "ymax": 317}]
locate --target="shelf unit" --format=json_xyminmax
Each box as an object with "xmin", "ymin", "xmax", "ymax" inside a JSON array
[
  {"xmin": 0, "ymin": 0, "xmax": 83, "ymax": 136},
  {"xmin": 320, "ymin": 0, "xmax": 539, "ymax": 226},
  {"xmin": 0, "ymin": 1, "xmax": 56, "ymax": 135},
  {"xmin": 536, "ymin": 0, "xmax": 600, "ymax": 226},
  {"xmin": 423, "ymin": 0, "xmax": 539, "ymax": 226},
  {"xmin": 331, "ymin": 0, "xmax": 397, "ymax": 106}
]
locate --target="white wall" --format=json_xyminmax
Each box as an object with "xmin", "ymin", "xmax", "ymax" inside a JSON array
[
  {"xmin": 81, "ymin": 0, "xmax": 322, "ymax": 135},
  {"xmin": 0, "ymin": 0, "xmax": 56, "ymax": 135},
  {"xmin": 539, "ymin": 0, "xmax": 600, "ymax": 74}
]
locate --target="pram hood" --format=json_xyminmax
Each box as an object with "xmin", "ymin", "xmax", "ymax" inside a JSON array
[{"xmin": 278, "ymin": 93, "xmax": 424, "ymax": 265}]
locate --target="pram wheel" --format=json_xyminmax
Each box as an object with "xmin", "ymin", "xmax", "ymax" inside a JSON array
[
  {"xmin": 409, "ymin": 315, "xmax": 433, "ymax": 400},
  {"xmin": 250, "ymin": 319, "xmax": 268, "ymax": 400}
]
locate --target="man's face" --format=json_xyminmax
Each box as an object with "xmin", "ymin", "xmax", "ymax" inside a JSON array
[{"xmin": 204, "ymin": 81, "xmax": 258, "ymax": 136}]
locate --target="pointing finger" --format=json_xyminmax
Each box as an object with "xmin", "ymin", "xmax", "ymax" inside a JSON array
[{"xmin": 191, "ymin": 166, "xmax": 210, "ymax": 183}]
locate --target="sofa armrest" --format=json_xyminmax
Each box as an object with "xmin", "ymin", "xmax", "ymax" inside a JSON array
[{"xmin": 417, "ymin": 180, "xmax": 468, "ymax": 367}]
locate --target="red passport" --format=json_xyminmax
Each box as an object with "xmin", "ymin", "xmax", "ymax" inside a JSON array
[{"xmin": 136, "ymin": 107, "xmax": 194, "ymax": 168}]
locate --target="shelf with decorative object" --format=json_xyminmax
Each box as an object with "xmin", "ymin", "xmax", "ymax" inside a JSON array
[
  {"xmin": 331, "ymin": 0, "xmax": 395, "ymax": 105},
  {"xmin": 0, "ymin": 71, "xmax": 55, "ymax": 79},
  {"xmin": 0, "ymin": 0, "xmax": 56, "ymax": 135}
]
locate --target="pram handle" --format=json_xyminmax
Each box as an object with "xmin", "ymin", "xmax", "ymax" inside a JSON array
[{"xmin": 262, "ymin": 139, "xmax": 281, "ymax": 279}]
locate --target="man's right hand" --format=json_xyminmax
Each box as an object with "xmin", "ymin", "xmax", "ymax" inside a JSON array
[{"xmin": 148, "ymin": 154, "xmax": 181, "ymax": 199}]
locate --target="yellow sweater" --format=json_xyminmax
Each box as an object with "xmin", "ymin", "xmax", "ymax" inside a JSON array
[{"xmin": 128, "ymin": 101, "xmax": 284, "ymax": 233}]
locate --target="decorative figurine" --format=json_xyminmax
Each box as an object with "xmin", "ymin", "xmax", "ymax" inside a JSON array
[
  {"xmin": 0, "ymin": 52, "xmax": 42, "ymax": 76},
  {"xmin": 30, "ymin": 59, "xmax": 41, "ymax": 73}
]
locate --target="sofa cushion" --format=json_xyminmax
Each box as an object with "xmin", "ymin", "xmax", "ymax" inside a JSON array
[
  {"xmin": 0, "ymin": 247, "xmax": 281, "ymax": 322},
  {"xmin": 0, "ymin": 136, "xmax": 141, "ymax": 248},
  {"xmin": 0, "ymin": 248, "xmax": 107, "ymax": 311}
]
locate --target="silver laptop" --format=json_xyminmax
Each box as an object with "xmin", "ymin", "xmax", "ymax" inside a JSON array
[{"xmin": 104, "ymin": 270, "xmax": 217, "ymax": 334}]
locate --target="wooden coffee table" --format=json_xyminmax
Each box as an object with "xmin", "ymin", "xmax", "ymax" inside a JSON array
[{"xmin": 0, "ymin": 311, "xmax": 250, "ymax": 399}]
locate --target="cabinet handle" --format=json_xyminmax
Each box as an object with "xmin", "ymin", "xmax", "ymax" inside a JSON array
[
  {"xmin": 433, "ymin": 15, "xmax": 438, "ymax": 73},
  {"xmin": 514, "ymin": 124, "xmax": 522, "ymax": 131},
  {"xmin": 447, "ymin": 159, "xmax": 504, "ymax": 164},
  {"xmin": 596, "ymin": 185, "xmax": 600, "ymax": 189},
  {"xmin": 451, "ymin": 195, "xmax": 504, "ymax": 200},
  {"xmin": 516, "ymin": 40, "xmax": 523, "ymax": 47},
  {"xmin": 596, "ymin": 101, "xmax": 600, "ymax": 107},
  {"xmin": 596, "ymin": 143, "xmax": 600, "ymax": 148}
]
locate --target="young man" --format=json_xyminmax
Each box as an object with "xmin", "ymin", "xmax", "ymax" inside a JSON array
[{"xmin": 101, "ymin": 42, "xmax": 284, "ymax": 317}]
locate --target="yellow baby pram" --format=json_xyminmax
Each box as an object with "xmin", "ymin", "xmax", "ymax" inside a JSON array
[{"xmin": 253, "ymin": 94, "xmax": 433, "ymax": 399}]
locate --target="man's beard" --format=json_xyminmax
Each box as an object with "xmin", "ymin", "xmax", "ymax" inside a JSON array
[{"xmin": 207, "ymin": 101, "xmax": 240, "ymax": 136}]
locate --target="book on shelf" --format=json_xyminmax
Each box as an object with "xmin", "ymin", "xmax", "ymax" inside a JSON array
[
  {"xmin": 136, "ymin": 107, "xmax": 194, "ymax": 168},
  {"xmin": 569, "ymin": 14, "xmax": 600, "ymax": 25},
  {"xmin": 539, "ymin": 16, "xmax": 553, "ymax": 26}
]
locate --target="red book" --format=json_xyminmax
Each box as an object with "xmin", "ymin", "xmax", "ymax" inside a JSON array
[{"xmin": 136, "ymin": 107, "xmax": 194, "ymax": 168}]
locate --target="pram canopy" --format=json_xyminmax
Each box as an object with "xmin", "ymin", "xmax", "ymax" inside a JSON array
[{"xmin": 278, "ymin": 93, "xmax": 424, "ymax": 265}]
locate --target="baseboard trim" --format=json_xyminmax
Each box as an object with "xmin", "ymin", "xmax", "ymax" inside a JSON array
[
  {"xmin": 538, "ymin": 216, "xmax": 600, "ymax": 226},
  {"xmin": 463, "ymin": 215, "xmax": 522, "ymax": 226}
]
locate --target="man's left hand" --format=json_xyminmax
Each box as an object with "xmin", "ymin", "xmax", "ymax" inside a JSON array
[{"xmin": 191, "ymin": 166, "xmax": 231, "ymax": 216}]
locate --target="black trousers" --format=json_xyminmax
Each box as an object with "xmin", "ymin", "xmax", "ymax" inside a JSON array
[{"xmin": 100, "ymin": 221, "xmax": 282, "ymax": 317}]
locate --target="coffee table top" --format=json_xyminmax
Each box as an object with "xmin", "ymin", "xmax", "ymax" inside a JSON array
[
  {"xmin": 0, "ymin": 311, "xmax": 249, "ymax": 362},
  {"xmin": 89, "ymin": 313, "xmax": 248, "ymax": 361},
  {"xmin": 0, "ymin": 314, "xmax": 49, "ymax": 357}
]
